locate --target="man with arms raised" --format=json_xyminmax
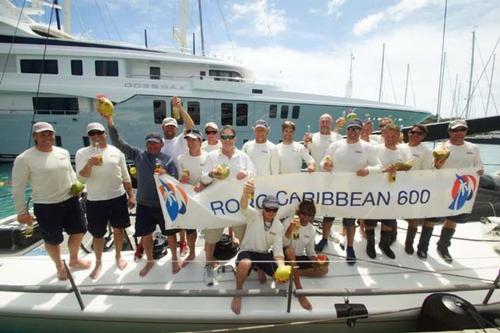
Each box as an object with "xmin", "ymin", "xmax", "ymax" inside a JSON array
[
  {"xmin": 12, "ymin": 122, "xmax": 90, "ymax": 280},
  {"xmin": 242, "ymin": 119, "xmax": 279, "ymax": 176},
  {"xmin": 303, "ymin": 113, "xmax": 341, "ymax": 252},
  {"xmin": 433, "ymin": 119, "xmax": 483, "ymax": 263},
  {"xmin": 76, "ymin": 122, "xmax": 135, "ymax": 279},
  {"xmin": 322, "ymin": 119, "xmax": 381, "ymax": 263}
]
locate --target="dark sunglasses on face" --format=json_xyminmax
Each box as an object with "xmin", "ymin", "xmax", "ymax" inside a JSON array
[
  {"xmin": 88, "ymin": 131, "xmax": 104, "ymax": 136},
  {"xmin": 264, "ymin": 207, "xmax": 278, "ymax": 213},
  {"xmin": 220, "ymin": 134, "xmax": 235, "ymax": 140},
  {"xmin": 450, "ymin": 127, "xmax": 467, "ymax": 132},
  {"xmin": 409, "ymin": 130, "xmax": 424, "ymax": 135},
  {"xmin": 206, "ymin": 130, "xmax": 218, "ymax": 135}
]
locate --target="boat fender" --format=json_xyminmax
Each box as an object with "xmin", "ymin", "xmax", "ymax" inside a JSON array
[
  {"xmin": 214, "ymin": 234, "xmax": 239, "ymax": 260},
  {"xmin": 416, "ymin": 293, "xmax": 484, "ymax": 331},
  {"xmin": 479, "ymin": 174, "xmax": 500, "ymax": 191},
  {"xmin": 334, "ymin": 301, "xmax": 368, "ymax": 327},
  {"xmin": 152, "ymin": 232, "xmax": 167, "ymax": 259}
]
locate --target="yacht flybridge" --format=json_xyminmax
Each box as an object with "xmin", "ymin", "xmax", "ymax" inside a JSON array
[{"xmin": 0, "ymin": 0, "xmax": 431, "ymax": 160}]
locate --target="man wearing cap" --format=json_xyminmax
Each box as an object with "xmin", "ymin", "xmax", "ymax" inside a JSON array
[
  {"xmin": 303, "ymin": 113, "xmax": 342, "ymax": 252},
  {"xmin": 322, "ymin": 119, "xmax": 382, "ymax": 264},
  {"xmin": 241, "ymin": 119, "xmax": 279, "ymax": 176},
  {"xmin": 433, "ymin": 119, "xmax": 483, "ymax": 263},
  {"xmin": 160, "ymin": 96, "xmax": 194, "ymax": 167},
  {"xmin": 201, "ymin": 125, "xmax": 255, "ymax": 285},
  {"xmin": 12, "ymin": 122, "xmax": 90, "ymax": 280},
  {"xmin": 75, "ymin": 122, "xmax": 135, "ymax": 279},
  {"xmin": 276, "ymin": 121, "xmax": 315, "ymax": 174},
  {"xmin": 201, "ymin": 122, "xmax": 222, "ymax": 152},
  {"xmin": 231, "ymin": 180, "xmax": 287, "ymax": 315},
  {"xmin": 102, "ymin": 113, "xmax": 178, "ymax": 277}
]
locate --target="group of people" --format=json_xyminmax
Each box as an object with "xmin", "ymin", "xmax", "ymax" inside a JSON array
[{"xmin": 11, "ymin": 96, "xmax": 483, "ymax": 314}]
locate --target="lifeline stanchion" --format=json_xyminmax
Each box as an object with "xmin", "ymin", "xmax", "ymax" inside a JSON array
[
  {"xmin": 286, "ymin": 266, "xmax": 295, "ymax": 313},
  {"xmin": 63, "ymin": 260, "xmax": 86, "ymax": 311},
  {"xmin": 482, "ymin": 269, "xmax": 499, "ymax": 305}
]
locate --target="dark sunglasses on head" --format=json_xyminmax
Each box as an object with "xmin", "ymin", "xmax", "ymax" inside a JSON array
[
  {"xmin": 88, "ymin": 131, "xmax": 105, "ymax": 136},
  {"xmin": 206, "ymin": 130, "xmax": 218, "ymax": 135},
  {"xmin": 264, "ymin": 207, "xmax": 278, "ymax": 213},
  {"xmin": 450, "ymin": 127, "xmax": 467, "ymax": 132},
  {"xmin": 220, "ymin": 134, "xmax": 235, "ymax": 140},
  {"xmin": 409, "ymin": 130, "xmax": 424, "ymax": 135}
]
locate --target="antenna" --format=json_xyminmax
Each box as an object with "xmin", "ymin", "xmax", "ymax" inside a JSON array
[
  {"xmin": 378, "ymin": 43, "xmax": 385, "ymax": 102},
  {"xmin": 345, "ymin": 52, "xmax": 354, "ymax": 98},
  {"xmin": 465, "ymin": 30, "xmax": 476, "ymax": 119}
]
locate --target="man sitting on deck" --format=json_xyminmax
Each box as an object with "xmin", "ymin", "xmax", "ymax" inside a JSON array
[{"xmin": 231, "ymin": 180, "xmax": 290, "ymax": 315}]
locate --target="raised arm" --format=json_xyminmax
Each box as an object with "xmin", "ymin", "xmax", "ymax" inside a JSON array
[
  {"xmin": 173, "ymin": 96, "xmax": 194, "ymax": 132},
  {"xmin": 102, "ymin": 115, "xmax": 140, "ymax": 160}
]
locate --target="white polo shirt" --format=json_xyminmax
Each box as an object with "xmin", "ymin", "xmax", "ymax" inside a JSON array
[{"xmin": 240, "ymin": 207, "xmax": 284, "ymax": 257}]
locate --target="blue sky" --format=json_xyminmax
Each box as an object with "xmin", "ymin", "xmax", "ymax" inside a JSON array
[{"xmin": 22, "ymin": 0, "xmax": 500, "ymax": 119}]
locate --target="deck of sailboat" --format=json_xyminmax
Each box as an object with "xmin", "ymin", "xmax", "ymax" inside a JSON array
[{"xmin": 0, "ymin": 220, "xmax": 499, "ymax": 333}]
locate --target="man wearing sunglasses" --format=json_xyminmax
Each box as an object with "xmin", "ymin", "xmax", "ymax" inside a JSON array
[
  {"xmin": 201, "ymin": 125, "xmax": 255, "ymax": 285},
  {"xmin": 433, "ymin": 119, "xmax": 483, "ymax": 263},
  {"xmin": 242, "ymin": 119, "xmax": 279, "ymax": 176},
  {"xmin": 401, "ymin": 124, "xmax": 434, "ymax": 258},
  {"xmin": 75, "ymin": 122, "xmax": 135, "ymax": 279},
  {"xmin": 201, "ymin": 122, "xmax": 221, "ymax": 152},
  {"xmin": 231, "ymin": 180, "xmax": 286, "ymax": 315},
  {"xmin": 102, "ymin": 112, "xmax": 178, "ymax": 277},
  {"xmin": 322, "ymin": 119, "xmax": 382, "ymax": 264},
  {"xmin": 12, "ymin": 122, "xmax": 90, "ymax": 280}
]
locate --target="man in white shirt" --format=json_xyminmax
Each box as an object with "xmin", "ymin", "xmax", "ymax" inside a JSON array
[
  {"xmin": 283, "ymin": 199, "xmax": 328, "ymax": 310},
  {"xmin": 201, "ymin": 122, "xmax": 222, "ymax": 152},
  {"xmin": 401, "ymin": 124, "xmax": 434, "ymax": 258},
  {"xmin": 276, "ymin": 121, "xmax": 315, "ymax": 174},
  {"xmin": 303, "ymin": 114, "xmax": 341, "ymax": 252},
  {"xmin": 76, "ymin": 122, "xmax": 136, "ymax": 279},
  {"xmin": 241, "ymin": 119, "xmax": 279, "ymax": 176},
  {"xmin": 322, "ymin": 119, "xmax": 382, "ymax": 264},
  {"xmin": 201, "ymin": 125, "xmax": 255, "ymax": 285},
  {"xmin": 12, "ymin": 122, "xmax": 90, "ymax": 280},
  {"xmin": 433, "ymin": 119, "xmax": 484, "ymax": 263},
  {"xmin": 231, "ymin": 181, "xmax": 288, "ymax": 315}
]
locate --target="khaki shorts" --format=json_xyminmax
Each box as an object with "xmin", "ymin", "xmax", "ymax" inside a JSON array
[{"xmin": 204, "ymin": 225, "xmax": 246, "ymax": 244}]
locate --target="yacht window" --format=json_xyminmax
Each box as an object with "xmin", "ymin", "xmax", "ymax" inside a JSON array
[
  {"xmin": 209, "ymin": 69, "xmax": 241, "ymax": 82},
  {"xmin": 292, "ymin": 105, "xmax": 300, "ymax": 119},
  {"xmin": 95, "ymin": 60, "xmax": 119, "ymax": 76},
  {"xmin": 32, "ymin": 97, "xmax": 79, "ymax": 115},
  {"xmin": 200, "ymin": 71, "xmax": 206, "ymax": 80},
  {"xmin": 236, "ymin": 104, "xmax": 248, "ymax": 126},
  {"xmin": 281, "ymin": 105, "xmax": 289, "ymax": 119},
  {"xmin": 150, "ymin": 67, "xmax": 160, "ymax": 80},
  {"xmin": 71, "ymin": 60, "xmax": 83, "ymax": 76},
  {"xmin": 187, "ymin": 102, "xmax": 201, "ymax": 125},
  {"xmin": 269, "ymin": 104, "xmax": 277, "ymax": 118},
  {"xmin": 20, "ymin": 59, "xmax": 58, "ymax": 74},
  {"xmin": 221, "ymin": 103, "xmax": 233, "ymax": 125},
  {"xmin": 153, "ymin": 100, "xmax": 166, "ymax": 124},
  {"xmin": 55, "ymin": 135, "xmax": 62, "ymax": 147}
]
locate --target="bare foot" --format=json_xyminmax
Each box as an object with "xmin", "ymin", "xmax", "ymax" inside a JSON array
[
  {"xmin": 139, "ymin": 261, "xmax": 155, "ymax": 277},
  {"xmin": 69, "ymin": 259, "xmax": 91, "ymax": 271},
  {"xmin": 56, "ymin": 266, "xmax": 68, "ymax": 281},
  {"xmin": 172, "ymin": 261, "xmax": 181, "ymax": 274},
  {"xmin": 89, "ymin": 261, "xmax": 102, "ymax": 279},
  {"xmin": 231, "ymin": 296, "xmax": 242, "ymax": 315},
  {"xmin": 298, "ymin": 296, "xmax": 312, "ymax": 311},
  {"xmin": 116, "ymin": 257, "xmax": 127, "ymax": 270},
  {"xmin": 181, "ymin": 253, "xmax": 195, "ymax": 268},
  {"xmin": 257, "ymin": 269, "xmax": 267, "ymax": 284}
]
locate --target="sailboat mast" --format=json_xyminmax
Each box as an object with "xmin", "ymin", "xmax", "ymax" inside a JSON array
[
  {"xmin": 62, "ymin": 0, "xmax": 71, "ymax": 34},
  {"xmin": 378, "ymin": 43, "xmax": 385, "ymax": 102},
  {"xmin": 435, "ymin": 0, "xmax": 447, "ymax": 122},
  {"xmin": 345, "ymin": 52, "xmax": 354, "ymax": 98},
  {"xmin": 485, "ymin": 53, "xmax": 495, "ymax": 116},
  {"xmin": 404, "ymin": 64, "xmax": 410, "ymax": 105},
  {"xmin": 465, "ymin": 30, "xmax": 476, "ymax": 119},
  {"xmin": 198, "ymin": 0, "xmax": 205, "ymax": 56}
]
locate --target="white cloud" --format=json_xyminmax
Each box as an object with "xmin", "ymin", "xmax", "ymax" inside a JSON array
[
  {"xmin": 327, "ymin": 0, "xmax": 346, "ymax": 17},
  {"xmin": 231, "ymin": 0, "xmax": 286, "ymax": 36},
  {"xmin": 353, "ymin": 12, "xmax": 385, "ymax": 36}
]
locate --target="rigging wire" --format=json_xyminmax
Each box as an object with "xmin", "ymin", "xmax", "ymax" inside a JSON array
[
  {"xmin": 72, "ymin": 2, "xmax": 89, "ymax": 39},
  {"xmin": 93, "ymin": 0, "xmax": 111, "ymax": 40},
  {"xmin": 0, "ymin": 0, "xmax": 27, "ymax": 86},
  {"xmin": 216, "ymin": 0, "xmax": 236, "ymax": 56},
  {"xmin": 103, "ymin": 1, "xmax": 122, "ymax": 42}
]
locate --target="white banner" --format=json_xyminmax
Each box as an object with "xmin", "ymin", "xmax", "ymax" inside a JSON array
[{"xmin": 155, "ymin": 168, "xmax": 479, "ymax": 230}]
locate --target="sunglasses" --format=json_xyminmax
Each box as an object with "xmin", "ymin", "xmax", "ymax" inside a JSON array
[
  {"xmin": 88, "ymin": 131, "xmax": 104, "ymax": 136},
  {"xmin": 347, "ymin": 127, "xmax": 361, "ymax": 131},
  {"xmin": 205, "ymin": 130, "xmax": 218, "ymax": 135},
  {"xmin": 264, "ymin": 207, "xmax": 278, "ymax": 213},
  {"xmin": 409, "ymin": 130, "xmax": 424, "ymax": 135},
  {"xmin": 220, "ymin": 134, "xmax": 235, "ymax": 140},
  {"xmin": 450, "ymin": 128, "xmax": 467, "ymax": 132}
]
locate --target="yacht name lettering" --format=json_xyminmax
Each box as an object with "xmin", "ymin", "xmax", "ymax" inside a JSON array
[{"xmin": 124, "ymin": 82, "xmax": 185, "ymax": 90}]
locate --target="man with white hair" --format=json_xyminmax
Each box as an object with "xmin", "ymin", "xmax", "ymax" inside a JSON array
[
  {"xmin": 303, "ymin": 113, "xmax": 341, "ymax": 252},
  {"xmin": 76, "ymin": 122, "xmax": 135, "ymax": 279},
  {"xmin": 241, "ymin": 119, "xmax": 279, "ymax": 176}
]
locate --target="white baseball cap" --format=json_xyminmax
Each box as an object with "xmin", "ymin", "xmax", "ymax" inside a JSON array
[
  {"xmin": 162, "ymin": 117, "xmax": 178, "ymax": 128},
  {"xmin": 32, "ymin": 122, "xmax": 54, "ymax": 133},
  {"xmin": 205, "ymin": 122, "xmax": 219, "ymax": 131},
  {"xmin": 86, "ymin": 122, "xmax": 106, "ymax": 133}
]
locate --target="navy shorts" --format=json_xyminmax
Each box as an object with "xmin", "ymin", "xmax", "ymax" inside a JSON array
[
  {"xmin": 135, "ymin": 204, "xmax": 166, "ymax": 237},
  {"xmin": 446, "ymin": 214, "xmax": 469, "ymax": 223},
  {"xmin": 236, "ymin": 251, "xmax": 277, "ymax": 277},
  {"xmin": 295, "ymin": 255, "xmax": 314, "ymax": 270},
  {"xmin": 34, "ymin": 196, "xmax": 87, "ymax": 245},
  {"xmin": 342, "ymin": 218, "xmax": 356, "ymax": 227},
  {"xmin": 86, "ymin": 194, "xmax": 131, "ymax": 238},
  {"xmin": 365, "ymin": 219, "xmax": 397, "ymax": 228},
  {"xmin": 163, "ymin": 228, "xmax": 197, "ymax": 236},
  {"xmin": 323, "ymin": 217, "xmax": 335, "ymax": 224}
]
